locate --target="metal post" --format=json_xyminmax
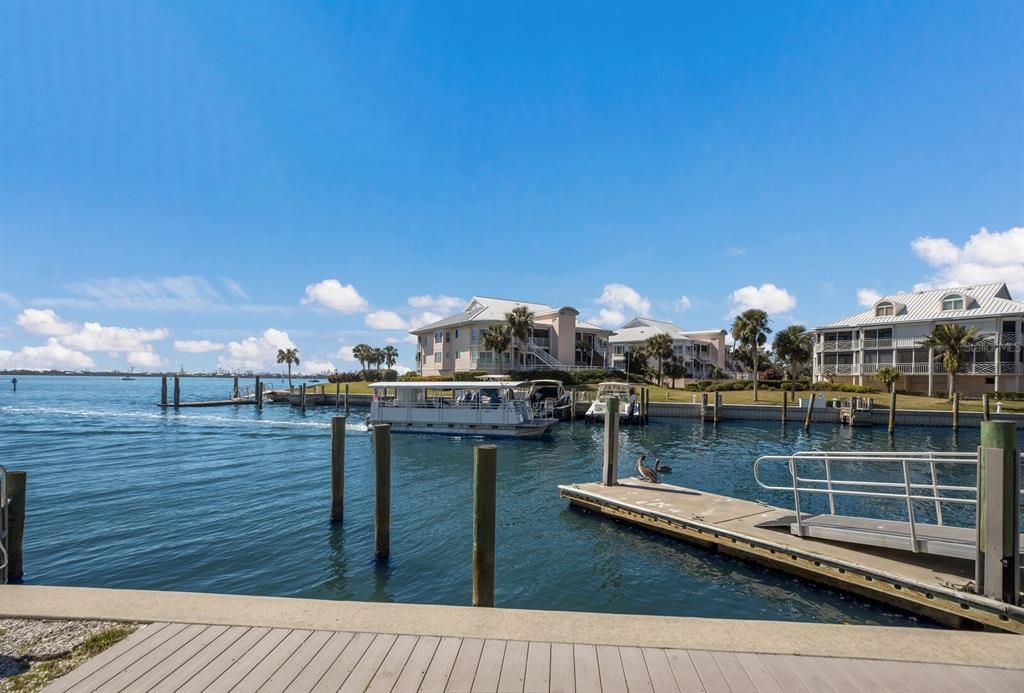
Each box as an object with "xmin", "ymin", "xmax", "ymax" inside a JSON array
[
  {"xmin": 804, "ymin": 392, "xmax": 815, "ymax": 430},
  {"xmin": 160, "ymin": 376, "xmax": 167, "ymax": 407},
  {"xmin": 373, "ymin": 423, "xmax": 391, "ymax": 560},
  {"xmin": 976, "ymin": 421, "xmax": 1020, "ymax": 603},
  {"xmin": 331, "ymin": 416, "xmax": 346, "ymax": 522},
  {"xmin": 173, "ymin": 376, "xmax": 180, "ymax": 408},
  {"xmin": 952, "ymin": 392, "xmax": 960, "ymax": 431},
  {"xmin": 888, "ymin": 387, "xmax": 896, "ymax": 434},
  {"xmin": 472, "ymin": 445, "xmax": 496, "ymax": 607},
  {"xmin": 982, "ymin": 393, "xmax": 990, "ymax": 421},
  {"xmin": 5, "ymin": 471, "xmax": 26, "ymax": 582},
  {"xmin": 602, "ymin": 397, "xmax": 620, "ymax": 486}
]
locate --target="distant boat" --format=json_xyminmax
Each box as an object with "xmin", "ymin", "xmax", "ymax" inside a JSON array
[{"xmin": 121, "ymin": 367, "xmax": 136, "ymax": 381}]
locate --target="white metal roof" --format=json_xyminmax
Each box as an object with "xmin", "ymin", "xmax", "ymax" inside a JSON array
[
  {"xmin": 369, "ymin": 381, "xmax": 525, "ymax": 389},
  {"xmin": 609, "ymin": 317, "xmax": 722, "ymax": 344},
  {"xmin": 819, "ymin": 283, "xmax": 1024, "ymax": 329},
  {"xmin": 409, "ymin": 295, "xmax": 612, "ymax": 335}
]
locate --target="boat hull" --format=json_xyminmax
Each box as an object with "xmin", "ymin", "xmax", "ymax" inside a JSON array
[{"xmin": 367, "ymin": 419, "xmax": 557, "ymax": 438}]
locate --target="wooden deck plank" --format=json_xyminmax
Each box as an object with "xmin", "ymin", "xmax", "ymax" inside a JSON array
[
  {"xmin": 523, "ymin": 641, "xmax": 551, "ymax": 693},
  {"xmin": 148, "ymin": 626, "xmax": 251, "ymax": 693},
  {"xmin": 151, "ymin": 626, "xmax": 267, "ymax": 693},
  {"xmin": 471, "ymin": 640, "xmax": 507, "ymax": 693},
  {"xmin": 953, "ymin": 664, "xmax": 1024, "ymax": 691},
  {"xmin": 125, "ymin": 624, "xmax": 230, "ymax": 692},
  {"xmin": 340, "ymin": 633, "xmax": 400, "ymax": 693},
  {"xmin": 777, "ymin": 654, "xmax": 837, "ymax": 693},
  {"xmin": 419, "ymin": 636, "xmax": 463, "ymax": 692},
  {"xmin": 799, "ymin": 656, "xmax": 864, "ymax": 693},
  {"xmin": 549, "ymin": 643, "xmax": 575, "ymax": 693},
  {"xmin": 390, "ymin": 636, "xmax": 442, "ymax": 693},
  {"xmin": 572, "ymin": 644, "xmax": 600, "ymax": 693},
  {"xmin": 596, "ymin": 645, "xmax": 628, "ymax": 693},
  {"xmin": 618, "ymin": 646, "xmax": 654, "ymax": 693},
  {"xmin": 686, "ymin": 651, "xmax": 729, "ymax": 693},
  {"xmin": 755, "ymin": 655, "xmax": 810, "ymax": 693},
  {"xmin": 282, "ymin": 631, "xmax": 355, "ymax": 693},
  {"xmin": 92, "ymin": 623, "xmax": 208, "ymax": 693},
  {"xmin": 202, "ymin": 627, "xmax": 290, "ymax": 692},
  {"xmin": 642, "ymin": 649, "xmax": 681, "ymax": 693},
  {"xmin": 66, "ymin": 622, "xmax": 190, "ymax": 693},
  {"xmin": 42, "ymin": 623, "xmax": 171, "ymax": 693},
  {"xmin": 710, "ymin": 652, "xmax": 757, "ymax": 693},
  {"xmin": 231, "ymin": 629, "xmax": 312, "ymax": 691},
  {"xmin": 732, "ymin": 653, "xmax": 782, "ymax": 693},
  {"xmin": 309, "ymin": 631, "xmax": 376, "ymax": 693},
  {"xmin": 258, "ymin": 629, "xmax": 334, "ymax": 693},
  {"xmin": 445, "ymin": 638, "xmax": 484, "ymax": 693},
  {"xmin": 496, "ymin": 640, "xmax": 528, "ymax": 693},
  {"xmin": 365, "ymin": 634, "xmax": 419, "ymax": 693}
]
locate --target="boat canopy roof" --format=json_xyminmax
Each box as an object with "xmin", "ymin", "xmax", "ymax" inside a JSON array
[
  {"xmin": 370, "ymin": 381, "xmax": 525, "ymax": 389},
  {"xmin": 525, "ymin": 379, "xmax": 564, "ymax": 386}
]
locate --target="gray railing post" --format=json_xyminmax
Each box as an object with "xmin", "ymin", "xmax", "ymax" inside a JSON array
[{"xmin": 975, "ymin": 421, "xmax": 1020, "ymax": 604}]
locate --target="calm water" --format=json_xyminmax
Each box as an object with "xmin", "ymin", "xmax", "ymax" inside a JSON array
[{"xmin": 0, "ymin": 376, "xmax": 981, "ymax": 626}]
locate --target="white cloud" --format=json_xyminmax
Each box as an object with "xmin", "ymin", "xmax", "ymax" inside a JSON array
[
  {"xmin": 298, "ymin": 359, "xmax": 336, "ymax": 375},
  {"xmin": 127, "ymin": 351, "xmax": 163, "ymax": 369},
  {"xmin": 408, "ymin": 311, "xmax": 444, "ymax": 330},
  {"xmin": 857, "ymin": 288, "xmax": 882, "ymax": 307},
  {"xmin": 394, "ymin": 365, "xmax": 412, "ymax": 376},
  {"xmin": 217, "ymin": 328, "xmax": 296, "ymax": 371},
  {"xmin": 174, "ymin": 339, "xmax": 225, "ymax": 353},
  {"xmin": 0, "ymin": 292, "xmax": 18, "ymax": 308},
  {"xmin": 728, "ymin": 283, "xmax": 797, "ymax": 315},
  {"xmin": 365, "ymin": 310, "xmax": 408, "ymax": 330},
  {"xmin": 0, "ymin": 339, "xmax": 95, "ymax": 370},
  {"xmin": 403, "ymin": 334, "xmax": 418, "ymax": 344},
  {"xmin": 675, "ymin": 296, "xmax": 691, "ymax": 312},
  {"xmin": 589, "ymin": 308, "xmax": 626, "ymax": 328},
  {"xmin": 408, "ymin": 294, "xmax": 465, "ymax": 312},
  {"xmin": 726, "ymin": 247, "xmax": 747, "ymax": 257},
  {"xmin": 16, "ymin": 308, "xmax": 75, "ymax": 336},
  {"xmin": 66, "ymin": 275, "xmax": 224, "ymax": 310},
  {"xmin": 221, "ymin": 278, "xmax": 250, "ymax": 301},
  {"xmin": 912, "ymin": 227, "xmax": 1024, "ymax": 295},
  {"xmin": 596, "ymin": 283, "xmax": 651, "ymax": 316},
  {"xmin": 385, "ymin": 337, "xmax": 400, "ymax": 344},
  {"xmin": 337, "ymin": 346, "xmax": 357, "ymax": 362},
  {"xmin": 61, "ymin": 322, "xmax": 169, "ymax": 353},
  {"xmin": 301, "ymin": 279, "xmax": 368, "ymax": 313}
]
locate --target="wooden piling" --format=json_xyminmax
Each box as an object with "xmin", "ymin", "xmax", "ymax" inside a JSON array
[
  {"xmin": 804, "ymin": 392, "xmax": 815, "ymax": 430},
  {"xmin": 602, "ymin": 397, "xmax": 620, "ymax": 486},
  {"xmin": 701, "ymin": 393, "xmax": 708, "ymax": 422},
  {"xmin": 373, "ymin": 423, "xmax": 391, "ymax": 559},
  {"xmin": 570, "ymin": 389, "xmax": 576, "ymax": 422},
  {"xmin": 781, "ymin": 389, "xmax": 788, "ymax": 425},
  {"xmin": 472, "ymin": 444, "xmax": 497, "ymax": 607},
  {"xmin": 976, "ymin": 421, "xmax": 1020, "ymax": 603},
  {"xmin": 4, "ymin": 471, "xmax": 26, "ymax": 582},
  {"xmin": 255, "ymin": 379, "xmax": 263, "ymax": 411},
  {"xmin": 982, "ymin": 393, "xmax": 990, "ymax": 421},
  {"xmin": 232, "ymin": 376, "xmax": 239, "ymax": 399},
  {"xmin": 300, "ymin": 384, "xmax": 307, "ymax": 412},
  {"xmin": 344, "ymin": 383, "xmax": 350, "ymax": 416},
  {"xmin": 160, "ymin": 376, "xmax": 167, "ymax": 407},
  {"xmin": 952, "ymin": 392, "xmax": 960, "ymax": 431},
  {"xmin": 331, "ymin": 416, "xmax": 346, "ymax": 522},
  {"xmin": 173, "ymin": 376, "xmax": 180, "ymax": 408},
  {"xmin": 713, "ymin": 392, "xmax": 720, "ymax": 424},
  {"xmin": 888, "ymin": 388, "xmax": 896, "ymax": 434},
  {"xmin": 335, "ymin": 384, "xmax": 341, "ymax": 410}
]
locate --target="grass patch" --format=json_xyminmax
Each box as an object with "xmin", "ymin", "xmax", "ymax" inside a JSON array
[{"xmin": 1, "ymin": 626, "xmax": 135, "ymax": 693}]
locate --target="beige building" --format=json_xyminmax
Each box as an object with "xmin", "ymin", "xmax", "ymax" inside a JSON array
[
  {"xmin": 412, "ymin": 296, "xmax": 613, "ymax": 376},
  {"xmin": 812, "ymin": 283, "xmax": 1024, "ymax": 395},
  {"xmin": 608, "ymin": 317, "xmax": 728, "ymax": 381}
]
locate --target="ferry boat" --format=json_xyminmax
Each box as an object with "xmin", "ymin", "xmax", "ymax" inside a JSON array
[
  {"xmin": 584, "ymin": 382, "xmax": 641, "ymax": 422},
  {"xmin": 367, "ymin": 381, "xmax": 558, "ymax": 438}
]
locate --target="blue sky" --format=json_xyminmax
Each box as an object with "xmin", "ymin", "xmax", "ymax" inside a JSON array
[{"xmin": 1, "ymin": 1, "xmax": 1022, "ymax": 373}]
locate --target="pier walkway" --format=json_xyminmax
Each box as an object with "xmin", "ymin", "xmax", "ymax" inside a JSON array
[{"xmin": 1, "ymin": 586, "xmax": 1021, "ymax": 692}]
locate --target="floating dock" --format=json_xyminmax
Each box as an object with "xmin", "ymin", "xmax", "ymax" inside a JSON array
[
  {"xmin": 559, "ymin": 479, "xmax": 1024, "ymax": 634},
  {"xmin": 157, "ymin": 397, "xmax": 255, "ymax": 408}
]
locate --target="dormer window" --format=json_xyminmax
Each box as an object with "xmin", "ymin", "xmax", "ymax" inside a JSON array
[
  {"xmin": 941, "ymin": 294, "xmax": 964, "ymax": 311},
  {"xmin": 875, "ymin": 302, "xmax": 894, "ymax": 317}
]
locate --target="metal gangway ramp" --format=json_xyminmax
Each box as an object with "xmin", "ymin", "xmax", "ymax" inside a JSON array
[{"xmin": 753, "ymin": 450, "xmax": 1024, "ymax": 561}]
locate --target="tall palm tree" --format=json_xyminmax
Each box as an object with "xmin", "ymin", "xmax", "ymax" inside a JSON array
[
  {"xmin": 480, "ymin": 324, "xmax": 511, "ymax": 374},
  {"xmin": 352, "ymin": 344, "xmax": 372, "ymax": 375},
  {"xmin": 382, "ymin": 345, "xmax": 399, "ymax": 371},
  {"xmin": 644, "ymin": 333, "xmax": 674, "ymax": 386},
  {"xmin": 276, "ymin": 347, "xmax": 300, "ymax": 390},
  {"xmin": 731, "ymin": 309, "xmax": 771, "ymax": 401},
  {"xmin": 921, "ymin": 324, "xmax": 982, "ymax": 398},
  {"xmin": 663, "ymin": 355, "xmax": 688, "ymax": 389},
  {"xmin": 504, "ymin": 306, "xmax": 534, "ymax": 368},
  {"xmin": 773, "ymin": 325, "xmax": 812, "ymax": 400},
  {"xmin": 875, "ymin": 366, "xmax": 900, "ymax": 393}
]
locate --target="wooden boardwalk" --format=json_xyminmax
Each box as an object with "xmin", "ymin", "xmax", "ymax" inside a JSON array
[{"xmin": 41, "ymin": 621, "xmax": 1024, "ymax": 692}]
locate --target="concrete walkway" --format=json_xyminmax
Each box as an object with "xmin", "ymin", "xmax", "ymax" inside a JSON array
[{"xmin": 2, "ymin": 586, "xmax": 1022, "ymax": 692}]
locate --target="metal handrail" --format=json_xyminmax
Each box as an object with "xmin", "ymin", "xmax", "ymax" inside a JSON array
[{"xmin": 753, "ymin": 450, "xmax": 1024, "ymax": 552}]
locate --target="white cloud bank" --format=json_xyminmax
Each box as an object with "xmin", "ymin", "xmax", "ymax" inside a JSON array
[
  {"xmin": 912, "ymin": 227, "xmax": 1024, "ymax": 295},
  {"xmin": 588, "ymin": 283, "xmax": 651, "ymax": 327},
  {"xmin": 408, "ymin": 295, "xmax": 464, "ymax": 312},
  {"xmin": 174, "ymin": 339, "xmax": 225, "ymax": 353},
  {"xmin": 728, "ymin": 283, "xmax": 797, "ymax": 315},
  {"xmin": 0, "ymin": 339, "xmax": 96, "ymax": 370},
  {"xmin": 64, "ymin": 275, "xmax": 224, "ymax": 310},
  {"xmin": 365, "ymin": 310, "xmax": 408, "ymax": 330},
  {"xmin": 61, "ymin": 323, "xmax": 169, "ymax": 353},
  {"xmin": 217, "ymin": 328, "xmax": 296, "ymax": 372},
  {"xmin": 675, "ymin": 296, "xmax": 692, "ymax": 312},
  {"xmin": 16, "ymin": 308, "xmax": 75, "ymax": 336},
  {"xmin": 301, "ymin": 279, "xmax": 369, "ymax": 313},
  {"xmin": 857, "ymin": 288, "xmax": 882, "ymax": 307}
]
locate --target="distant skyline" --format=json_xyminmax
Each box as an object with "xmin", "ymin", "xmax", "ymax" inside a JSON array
[{"xmin": 1, "ymin": 1, "xmax": 1022, "ymax": 373}]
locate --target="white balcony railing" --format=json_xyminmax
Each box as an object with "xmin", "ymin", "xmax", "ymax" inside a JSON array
[{"xmin": 820, "ymin": 362, "xmax": 1021, "ymax": 377}]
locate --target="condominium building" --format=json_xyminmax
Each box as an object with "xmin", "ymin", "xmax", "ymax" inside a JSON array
[
  {"xmin": 608, "ymin": 317, "xmax": 728, "ymax": 381},
  {"xmin": 411, "ymin": 296, "xmax": 613, "ymax": 376},
  {"xmin": 811, "ymin": 283, "xmax": 1024, "ymax": 395}
]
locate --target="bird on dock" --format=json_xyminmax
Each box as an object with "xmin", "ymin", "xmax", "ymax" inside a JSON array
[
  {"xmin": 635, "ymin": 454, "xmax": 659, "ymax": 483},
  {"xmin": 654, "ymin": 458, "xmax": 672, "ymax": 473}
]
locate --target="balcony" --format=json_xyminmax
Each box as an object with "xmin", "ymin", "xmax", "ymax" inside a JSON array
[
  {"xmin": 819, "ymin": 362, "xmax": 1021, "ymax": 377},
  {"xmin": 530, "ymin": 337, "xmax": 551, "ymax": 349}
]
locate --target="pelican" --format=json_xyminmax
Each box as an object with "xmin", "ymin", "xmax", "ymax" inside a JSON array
[
  {"xmin": 654, "ymin": 458, "xmax": 672, "ymax": 473},
  {"xmin": 636, "ymin": 454, "xmax": 659, "ymax": 483}
]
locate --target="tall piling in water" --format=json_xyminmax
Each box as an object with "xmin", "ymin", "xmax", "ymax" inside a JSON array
[
  {"xmin": 976, "ymin": 421, "xmax": 1020, "ymax": 603},
  {"xmin": 232, "ymin": 376, "xmax": 239, "ymax": 399},
  {"xmin": 713, "ymin": 392, "xmax": 721, "ymax": 424},
  {"xmin": 331, "ymin": 416, "xmax": 346, "ymax": 522},
  {"xmin": 602, "ymin": 397, "xmax": 620, "ymax": 485},
  {"xmin": 300, "ymin": 384, "xmax": 307, "ymax": 412},
  {"xmin": 804, "ymin": 392, "xmax": 815, "ymax": 430},
  {"xmin": 782, "ymin": 390, "xmax": 788, "ymax": 425},
  {"xmin": 4, "ymin": 471, "xmax": 27, "ymax": 583},
  {"xmin": 701, "ymin": 393, "xmax": 708, "ymax": 422},
  {"xmin": 173, "ymin": 376, "xmax": 180, "ymax": 409},
  {"xmin": 888, "ymin": 388, "xmax": 896, "ymax": 434},
  {"xmin": 952, "ymin": 392, "xmax": 960, "ymax": 431},
  {"xmin": 160, "ymin": 376, "xmax": 168, "ymax": 407},
  {"xmin": 472, "ymin": 444, "xmax": 497, "ymax": 607},
  {"xmin": 335, "ymin": 384, "xmax": 341, "ymax": 410},
  {"xmin": 373, "ymin": 423, "xmax": 391, "ymax": 559},
  {"xmin": 982, "ymin": 393, "xmax": 990, "ymax": 421},
  {"xmin": 344, "ymin": 383, "xmax": 350, "ymax": 416},
  {"xmin": 255, "ymin": 378, "xmax": 263, "ymax": 411}
]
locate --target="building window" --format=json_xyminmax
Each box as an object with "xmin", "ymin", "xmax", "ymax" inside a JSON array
[
  {"xmin": 941, "ymin": 294, "xmax": 964, "ymax": 311},
  {"xmin": 614, "ymin": 345, "xmax": 624, "ymax": 355},
  {"xmin": 455, "ymin": 351, "xmax": 461, "ymax": 359},
  {"xmin": 434, "ymin": 331, "xmax": 442, "ymax": 343},
  {"xmin": 455, "ymin": 329, "xmax": 460, "ymax": 339},
  {"xmin": 434, "ymin": 352, "xmax": 442, "ymax": 364},
  {"xmin": 445, "ymin": 331, "xmax": 451, "ymax": 343},
  {"xmin": 875, "ymin": 302, "xmax": 894, "ymax": 317}
]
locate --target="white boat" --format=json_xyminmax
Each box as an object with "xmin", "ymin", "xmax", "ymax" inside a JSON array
[
  {"xmin": 367, "ymin": 381, "xmax": 558, "ymax": 438},
  {"xmin": 584, "ymin": 382, "xmax": 640, "ymax": 422},
  {"xmin": 519, "ymin": 379, "xmax": 572, "ymax": 420}
]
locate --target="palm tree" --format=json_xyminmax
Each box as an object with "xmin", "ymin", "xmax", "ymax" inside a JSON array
[
  {"xmin": 663, "ymin": 355, "xmax": 688, "ymax": 389},
  {"xmin": 276, "ymin": 347, "xmax": 300, "ymax": 390},
  {"xmin": 644, "ymin": 333, "xmax": 674, "ymax": 386},
  {"xmin": 875, "ymin": 366, "xmax": 900, "ymax": 393},
  {"xmin": 372, "ymin": 348, "xmax": 386, "ymax": 372},
  {"xmin": 480, "ymin": 324, "xmax": 511, "ymax": 374},
  {"xmin": 773, "ymin": 325, "xmax": 812, "ymax": 401},
  {"xmin": 352, "ymin": 344, "xmax": 372, "ymax": 375},
  {"xmin": 504, "ymin": 306, "xmax": 534, "ymax": 368},
  {"xmin": 382, "ymin": 345, "xmax": 399, "ymax": 371},
  {"xmin": 921, "ymin": 324, "xmax": 982, "ymax": 399},
  {"xmin": 731, "ymin": 309, "xmax": 771, "ymax": 401}
]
